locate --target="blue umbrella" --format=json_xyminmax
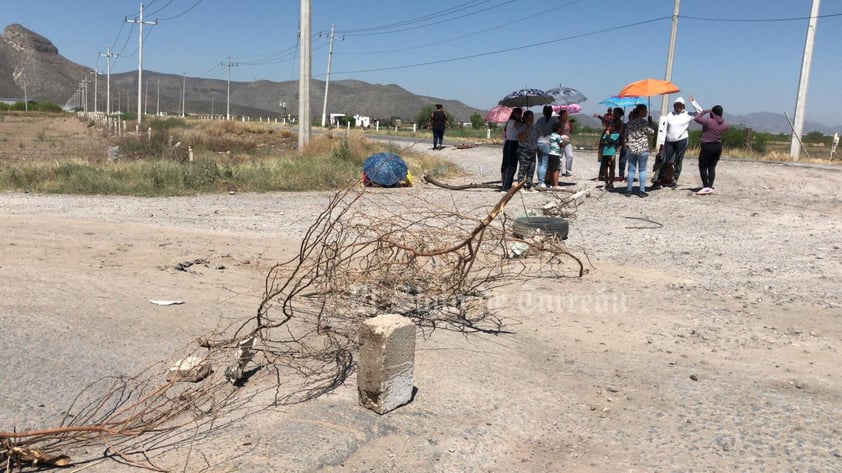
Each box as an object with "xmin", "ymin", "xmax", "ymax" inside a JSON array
[
  {"xmin": 363, "ymin": 152, "xmax": 409, "ymax": 187},
  {"xmin": 600, "ymin": 96, "xmax": 648, "ymax": 108},
  {"xmin": 498, "ymin": 88, "xmax": 554, "ymax": 108}
]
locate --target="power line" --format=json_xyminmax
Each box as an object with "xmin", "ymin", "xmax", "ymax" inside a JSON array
[
  {"xmin": 158, "ymin": 0, "xmax": 205, "ymax": 21},
  {"xmin": 682, "ymin": 11, "xmax": 842, "ymax": 23},
  {"xmin": 337, "ymin": 0, "xmax": 582, "ymax": 56},
  {"xmin": 146, "ymin": 0, "xmax": 176, "ymax": 16},
  {"xmin": 336, "ymin": 0, "xmax": 495, "ymax": 35},
  {"xmin": 327, "ymin": 16, "xmax": 670, "ymax": 76},
  {"xmin": 338, "ymin": 0, "xmax": 514, "ymax": 37}
]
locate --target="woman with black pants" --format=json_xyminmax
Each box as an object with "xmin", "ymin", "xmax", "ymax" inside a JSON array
[
  {"xmin": 501, "ymin": 108, "xmax": 524, "ymax": 192},
  {"xmin": 692, "ymin": 102, "xmax": 728, "ymax": 195}
]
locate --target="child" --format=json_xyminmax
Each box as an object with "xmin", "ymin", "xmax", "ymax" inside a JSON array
[
  {"xmin": 599, "ymin": 123, "xmax": 620, "ymax": 190},
  {"xmin": 546, "ymin": 122, "xmax": 564, "ymax": 189}
]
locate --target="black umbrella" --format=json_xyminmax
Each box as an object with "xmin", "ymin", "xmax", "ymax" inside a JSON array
[{"xmin": 498, "ymin": 88, "xmax": 554, "ymax": 108}]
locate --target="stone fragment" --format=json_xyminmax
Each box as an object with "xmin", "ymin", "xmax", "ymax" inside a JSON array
[{"xmin": 167, "ymin": 355, "xmax": 212, "ymax": 382}]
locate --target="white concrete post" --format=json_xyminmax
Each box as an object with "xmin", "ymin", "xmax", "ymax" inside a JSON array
[{"xmin": 358, "ymin": 314, "xmax": 416, "ymax": 414}]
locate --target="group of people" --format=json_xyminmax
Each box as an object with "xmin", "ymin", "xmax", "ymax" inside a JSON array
[
  {"xmin": 439, "ymin": 97, "xmax": 728, "ymax": 196},
  {"xmin": 500, "ymin": 105, "xmax": 576, "ymax": 192},
  {"xmin": 596, "ymin": 96, "xmax": 728, "ymax": 197}
]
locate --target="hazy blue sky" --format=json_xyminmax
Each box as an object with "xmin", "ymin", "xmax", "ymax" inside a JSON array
[{"xmin": 3, "ymin": 0, "xmax": 841, "ymax": 126}]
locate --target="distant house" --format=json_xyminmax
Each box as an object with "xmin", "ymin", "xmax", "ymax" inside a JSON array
[
  {"xmin": 0, "ymin": 98, "xmax": 27, "ymax": 105},
  {"xmin": 329, "ymin": 113, "xmax": 347, "ymax": 126},
  {"xmin": 353, "ymin": 114, "xmax": 371, "ymax": 128}
]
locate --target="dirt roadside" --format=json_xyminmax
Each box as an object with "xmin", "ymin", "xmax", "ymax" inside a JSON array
[{"xmin": 1, "ymin": 128, "xmax": 841, "ymax": 472}]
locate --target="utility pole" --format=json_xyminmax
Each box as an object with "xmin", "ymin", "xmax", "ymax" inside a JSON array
[
  {"xmin": 220, "ymin": 57, "xmax": 239, "ymax": 120},
  {"xmin": 320, "ymin": 23, "xmax": 337, "ymax": 127},
  {"xmin": 156, "ymin": 78, "xmax": 160, "ymax": 115},
  {"xmin": 790, "ymin": 0, "xmax": 821, "ymax": 161},
  {"xmin": 99, "ymin": 47, "xmax": 118, "ymax": 115},
  {"xmin": 81, "ymin": 78, "xmax": 89, "ymax": 113},
  {"xmin": 181, "ymin": 72, "xmax": 186, "ymax": 117},
  {"xmin": 92, "ymin": 69, "xmax": 98, "ymax": 113},
  {"xmin": 144, "ymin": 78, "xmax": 150, "ymax": 116},
  {"xmin": 299, "ymin": 0, "xmax": 312, "ymax": 149},
  {"xmin": 126, "ymin": 2, "xmax": 157, "ymax": 125},
  {"xmin": 660, "ymin": 0, "xmax": 681, "ymax": 120},
  {"xmin": 211, "ymin": 89, "xmax": 215, "ymax": 117}
]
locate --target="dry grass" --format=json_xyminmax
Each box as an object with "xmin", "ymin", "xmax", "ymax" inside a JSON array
[{"xmin": 0, "ymin": 115, "xmax": 458, "ymax": 195}]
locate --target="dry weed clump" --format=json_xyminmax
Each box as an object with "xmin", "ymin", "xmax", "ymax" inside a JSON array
[{"xmin": 0, "ymin": 183, "xmax": 583, "ymax": 471}]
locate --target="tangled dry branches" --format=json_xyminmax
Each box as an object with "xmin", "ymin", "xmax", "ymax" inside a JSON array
[{"xmin": 2, "ymin": 181, "xmax": 584, "ymax": 471}]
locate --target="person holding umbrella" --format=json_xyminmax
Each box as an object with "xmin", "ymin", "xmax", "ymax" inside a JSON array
[{"xmin": 623, "ymin": 104, "xmax": 655, "ymax": 197}]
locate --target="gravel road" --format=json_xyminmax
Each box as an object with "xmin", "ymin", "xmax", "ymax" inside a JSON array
[{"xmin": 1, "ymin": 142, "xmax": 841, "ymax": 472}]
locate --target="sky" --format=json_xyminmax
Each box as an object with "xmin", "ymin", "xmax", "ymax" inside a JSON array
[{"xmin": 3, "ymin": 0, "xmax": 841, "ymax": 127}]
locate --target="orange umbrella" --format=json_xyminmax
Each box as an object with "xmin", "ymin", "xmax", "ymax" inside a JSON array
[{"xmin": 617, "ymin": 78, "xmax": 680, "ymax": 97}]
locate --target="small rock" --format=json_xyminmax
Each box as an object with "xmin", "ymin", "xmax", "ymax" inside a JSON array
[
  {"xmin": 606, "ymin": 385, "xmax": 619, "ymax": 393},
  {"xmin": 689, "ymin": 374, "xmax": 699, "ymax": 381},
  {"xmin": 794, "ymin": 380, "xmax": 806, "ymax": 390}
]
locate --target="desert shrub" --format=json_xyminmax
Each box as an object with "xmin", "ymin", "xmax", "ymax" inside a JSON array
[
  {"xmin": 752, "ymin": 133, "xmax": 769, "ymax": 153},
  {"xmin": 331, "ymin": 137, "xmax": 353, "ymax": 162},
  {"xmin": 149, "ymin": 117, "xmax": 189, "ymax": 132}
]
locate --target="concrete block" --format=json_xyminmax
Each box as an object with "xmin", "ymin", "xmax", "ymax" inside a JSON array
[{"xmin": 358, "ymin": 313, "xmax": 416, "ymax": 414}]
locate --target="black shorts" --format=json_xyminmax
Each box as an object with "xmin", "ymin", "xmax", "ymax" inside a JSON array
[{"xmin": 547, "ymin": 154, "xmax": 561, "ymax": 172}]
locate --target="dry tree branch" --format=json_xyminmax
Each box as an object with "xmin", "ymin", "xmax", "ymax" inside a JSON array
[{"xmin": 2, "ymin": 180, "xmax": 586, "ymax": 471}]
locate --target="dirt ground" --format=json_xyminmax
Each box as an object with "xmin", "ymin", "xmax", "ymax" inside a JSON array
[{"xmin": 1, "ymin": 117, "xmax": 841, "ymax": 472}]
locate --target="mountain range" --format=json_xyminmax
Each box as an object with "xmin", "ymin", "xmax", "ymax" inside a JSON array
[{"xmin": 1, "ymin": 24, "xmax": 838, "ymax": 134}]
